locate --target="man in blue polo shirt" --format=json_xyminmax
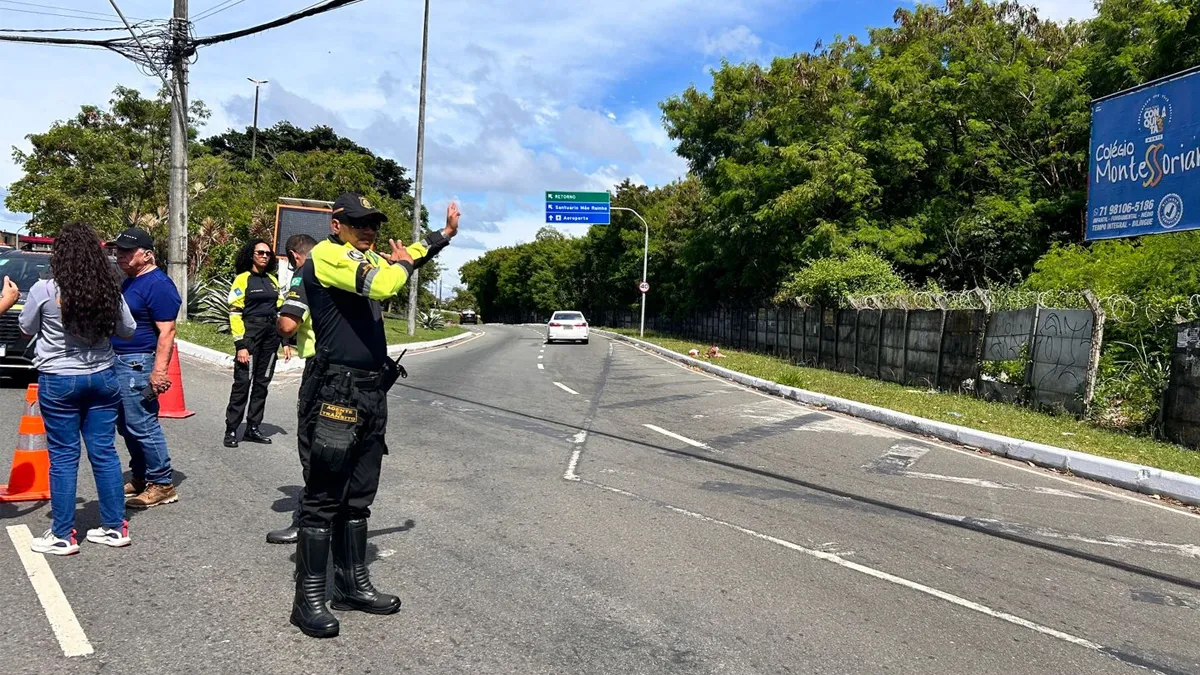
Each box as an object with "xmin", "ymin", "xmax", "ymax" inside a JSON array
[{"xmin": 111, "ymin": 228, "xmax": 181, "ymax": 509}]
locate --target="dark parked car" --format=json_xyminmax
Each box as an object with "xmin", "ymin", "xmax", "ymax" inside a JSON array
[
  {"xmin": 460, "ymin": 309, "xmax": 478, "ymax": 325},
  {"xmin": 0, "ymin": 249, "xmax": 51, "ymax": 369}
]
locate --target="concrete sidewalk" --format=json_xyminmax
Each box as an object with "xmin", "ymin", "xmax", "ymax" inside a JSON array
[{"xmin": 597, "ymin": 329, "xmax": 1200, "ymax": 509}]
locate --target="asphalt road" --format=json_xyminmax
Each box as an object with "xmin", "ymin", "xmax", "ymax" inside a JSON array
[{"xmin": 1, "ymin": 324, "xmax": 1199, "ymax": 674}]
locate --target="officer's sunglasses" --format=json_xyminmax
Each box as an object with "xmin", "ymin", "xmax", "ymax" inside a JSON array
[
  {"xmin": 253, "ymin": 249, "xmax": 272, "ymax": 257},
  {"xmin": 341, "ymin": 218, "xmax": 381, "ymax": 231}
]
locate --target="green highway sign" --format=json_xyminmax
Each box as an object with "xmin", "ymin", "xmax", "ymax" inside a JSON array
[
  {"xmin": 545, "ymin": 190, "xmax": 611, "ymax": 224},
  {"xmin": 545, "ymin": 191, "xmax": 610, "ymax": 203}
]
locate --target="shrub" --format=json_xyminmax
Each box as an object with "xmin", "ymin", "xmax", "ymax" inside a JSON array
[
  {"xmin": 418, "ymin": 309, "xmax": 446, "ymax": 331},
  {"xmin": 189, "ymin": 277, "xmax": 232, "ymax": 332},
  {"xmin": 776, "ymin": 250, "xmax": 908, "ymax": 307}
]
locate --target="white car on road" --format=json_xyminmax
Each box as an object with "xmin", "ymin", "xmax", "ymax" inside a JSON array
[{"xmin": 546, "ymin": 311, "xmax": 589, "ymax": 344}]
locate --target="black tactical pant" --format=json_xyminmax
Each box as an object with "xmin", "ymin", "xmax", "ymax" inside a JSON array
[
  {"xmin": 224, "ymin": 316, "xmax": 281, "ymax": 433},
  {"xmin": 298, "ymin": 365, "xmax": 390, "ymax": 528}
]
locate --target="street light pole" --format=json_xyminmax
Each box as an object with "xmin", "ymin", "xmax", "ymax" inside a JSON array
[
  {"xmin": 407, "ymin": 0, "xmax": 431, "ymax": 336},
  {"xmin": 611, "ymin": 206, "xmax": 649, "ymax": 338},
  {"xmin": 247, "ymin": 77, "xmax": 268, "ymax": 161}
]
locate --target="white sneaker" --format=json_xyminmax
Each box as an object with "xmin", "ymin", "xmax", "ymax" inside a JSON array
[
  {"xmin": 31, "ymin": 529, "xmax": 80, "ymax": 556},
  {"xmin": 86, "ymin": 521, "xmax": 131, "ymax": 548}
]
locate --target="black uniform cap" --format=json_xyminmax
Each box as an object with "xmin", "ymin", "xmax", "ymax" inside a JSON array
[{"xmin": 331, "ymin": 192, "xmax": 388, "ymax": 224}]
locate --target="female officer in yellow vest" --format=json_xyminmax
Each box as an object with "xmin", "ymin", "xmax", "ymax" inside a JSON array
[{"xmin": 223, "ymin": 238, "xmax": 283, "ymax": 448}]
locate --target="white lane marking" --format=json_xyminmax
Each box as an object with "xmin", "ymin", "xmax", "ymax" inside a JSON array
[
  {"xmin": 554, "ymin": 382, "xmax": 580, "ymax": 396},
  {"xmin": 538, "ymin": 355, "xmax": 544, "ymax": 360},
  {"xmin": 932, "ymin": 513, "xmax": 1200, "ymax": 560},
  {"xmin": 904, "ymin": 472, "xmax": 1099, "ymax": 500},
  {"xmin": 537, "ymin": 364, "xmax": 545, "ymax": 370},
  {"xmin": 865, "ymin": 444, "xmax": 1102, "ymax": 500},
  {"xmin": 581, "ymin": 481, "xmax": 1110, "ymax": 658},
  {"xmin": 565, "ymin": 431, "xmax": 587, "ymax": 481},
  {"xmin": 399, "ymin": 329, "xmax": 487, "ymax": 356},
  {"xmin": 6, "ymin": 525, "xmax": 94, "ymax": 657},
  {"xmin": 644, "ymin": 424, "xmax": 711, "ymax": 450},
  {"xmin": 796, "ymin": 418, "xmax": 904, "ymax": 439},
  {"xmin": 871, "ymin": 444, "xmax": 932, "ymax": 471},
  {"xmin": 599, "ymin": 334, "xmax": 1200, "ymax": 521}
]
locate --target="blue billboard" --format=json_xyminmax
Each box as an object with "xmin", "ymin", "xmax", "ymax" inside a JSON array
[{"xmin": 1087, "ymin": 69, "xmax": 1200, "ymax": 240}]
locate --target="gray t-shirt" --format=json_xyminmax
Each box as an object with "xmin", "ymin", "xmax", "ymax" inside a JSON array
[{"xmin": 18, "ymin": 279, "xmax": 137, "ymax": 375}]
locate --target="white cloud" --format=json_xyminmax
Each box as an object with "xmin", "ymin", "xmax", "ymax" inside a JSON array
[
  {"xmin": 702, "ymin": 25, "xmax": 763, "ymax": 59},
  {"xmin": 1028, "ymin": 0, "xmax": 1097, "ymax": 22}
]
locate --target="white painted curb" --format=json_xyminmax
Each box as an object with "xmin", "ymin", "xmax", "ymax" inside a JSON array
[
  {"xmin": 177, "ymin": 329, "xmax": 477, "ymax": 372},
  {"xmin": 598, "ymin": 329, "xmax": 1200, "ymax": 508}
]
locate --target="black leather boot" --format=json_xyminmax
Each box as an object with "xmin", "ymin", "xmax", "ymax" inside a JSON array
[
  {"xmin": 266, "ymin": 508, "xmax": 300, "ymax": 545},
  {"xmin": 243, "ymin": 427, "xmax": 272, "ymax": 444},
  {"xmin": 331, "ymin": 518, "xmax": 401, "ymax": 615},
  {"xmin": 290, "ymin": 527, "xmax": 339, "ymax": 638},
  {"xmin": 223, "ymin": 431, "xmax": 238, "ymax": 448}
]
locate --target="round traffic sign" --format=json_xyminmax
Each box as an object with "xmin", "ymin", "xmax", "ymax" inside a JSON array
[{"xmin": 638, "ymin": 281, "xmax": 650, "ymax": 294}]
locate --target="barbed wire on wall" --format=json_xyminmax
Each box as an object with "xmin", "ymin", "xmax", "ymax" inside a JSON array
[{"xmin": 779, "ymin": 287, "xmax": 1200, "ymax": 327}]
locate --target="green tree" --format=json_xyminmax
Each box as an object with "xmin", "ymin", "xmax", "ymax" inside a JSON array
[
  {"xmin": 202, "ymin": 122, "xmax": 413, "ymax": 200},
  {"xmin": 6, "ymin": 86, "xmax": 209, "ymax": 237}
]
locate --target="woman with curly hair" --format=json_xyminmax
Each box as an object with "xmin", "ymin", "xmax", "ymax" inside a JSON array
[
  {"xmin": 223, "ymin": 238, "xmax": 284, "ymax": 448},
  {"xmin": 18, "ymin": 222, "xmax": 137, "ymax": 556}
]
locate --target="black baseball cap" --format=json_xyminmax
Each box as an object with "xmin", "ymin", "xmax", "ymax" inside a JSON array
[
  {"xmin": 331, "ymin": 192, "xmax": 388, "ymax": 225},
  {"xmin": 111, "ymin": 227, "xmax": 155, "ymax": 251}
]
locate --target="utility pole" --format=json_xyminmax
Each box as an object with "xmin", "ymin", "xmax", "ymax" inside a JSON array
[
  {"xmin": 248, "ymin": 77, "xmax": 267, "ymax": 161},
  {"xmin": 407, "ymin": 0, "xmax": 430, "ymax": 336},
  {"xmin": 169, "ymin": 0, "xmax": 189, "ymax": 321}
]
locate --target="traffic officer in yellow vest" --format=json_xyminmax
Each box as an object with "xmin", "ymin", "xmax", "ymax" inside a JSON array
[
  {"xmin": 290, "ymin": 192, "xmax": 458, "ymax": 639},
  {"xmin": 266, "ymin": 233, "xmax": 318, "ymax": 545},
  {"xmin": 224, "ymin": 239, "xmax": 284, "ymax": 448}
]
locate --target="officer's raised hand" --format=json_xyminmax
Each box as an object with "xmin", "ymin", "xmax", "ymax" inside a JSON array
[
  {"xmin": 443, "ymin": 202, "xmax": 460, "ymax": 239},
  {"xmin": 388, "ymin": 239, "xmax": 415, "ymax": 265}
]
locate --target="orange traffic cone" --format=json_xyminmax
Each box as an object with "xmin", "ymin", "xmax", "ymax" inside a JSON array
[
  {"xmin": 0, "ymin": 384, "xmax": 51, "ymax": 502},
  {"xmin": 158, "ymin": 341, "xmax": 195, "ymax": 419}
]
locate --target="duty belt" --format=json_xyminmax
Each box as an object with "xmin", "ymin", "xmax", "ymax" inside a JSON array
[{"xmin": 324, "ymin": 363, "xmax": 383, "ymax": 390}]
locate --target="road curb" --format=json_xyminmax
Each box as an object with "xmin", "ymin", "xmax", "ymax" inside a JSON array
[
  {"xmin": 177, "ymin": 329, "xmax": 477, "ymax": 372},
  {"xmin": 597, "ymin": 329, "xmax": 1200, "ymax": 508}
]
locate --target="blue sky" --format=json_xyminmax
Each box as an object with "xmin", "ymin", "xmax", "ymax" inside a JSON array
[{"xmin": 0, "ymin": 0, "xmax": 1095, "ymax": 289}]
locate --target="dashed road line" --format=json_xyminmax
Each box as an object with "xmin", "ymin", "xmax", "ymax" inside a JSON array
[
  {"xmin": 6, "ymin": 525, "xmax": 94, "ymax": 657},
  {"xmin": 554, "ymin": 382, "xmax": 580, "ymax": 395},
  {"xmin": 565, "ymin": 431, "xmax": 587, "ymax": 481},
  {"xmin": 643, "ymin": 424, "xmax": 712, "ymax": 450},
  {"xmin": 537, "ymin": 364, "xmax": 545, "ymax": 370}
]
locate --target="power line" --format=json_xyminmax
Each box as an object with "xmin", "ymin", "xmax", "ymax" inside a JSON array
[
  {"xmin": 0, "ymin": 6, "xmax": 122, "ymax": 23},
  {"xmin": 193, "ymin": 0, "xmax": 364, "ymax": 47},
  {"xmin": 0, "ymin": 25, "xmax": 124, "ymax": 32},
  {"xmin": 107, "ymin": 0, "xmax": 170, "ymax": 87},
  {"xmin": 193, "ymin": 0, "xmax": 246, "ymax": 23},
  {"xmin": 0, "ymin": 0, "xmax": 141, "ymax": 21}
]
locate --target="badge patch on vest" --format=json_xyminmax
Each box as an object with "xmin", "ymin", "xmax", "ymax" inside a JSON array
[
  {"xmin": 347, "ymin": 249, "xmax": 366, "ymax": 262},
  {"xmin": 319, "ymin": 403, "xmax": 359, "ymax": 424}
]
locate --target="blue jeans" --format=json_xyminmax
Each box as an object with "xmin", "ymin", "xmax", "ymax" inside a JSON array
[
  {"xmin": 114, "ymin": 353, "xmax": 173, "ymax": 486},
  {"xmin": 38, "ymin": 369, "xmax": 125, "ymax": 538}
]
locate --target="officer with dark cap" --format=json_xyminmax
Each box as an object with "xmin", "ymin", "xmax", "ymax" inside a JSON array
[{"xmin": 290, "ymin": 191, "xmax": 459, "ymax": 638}]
